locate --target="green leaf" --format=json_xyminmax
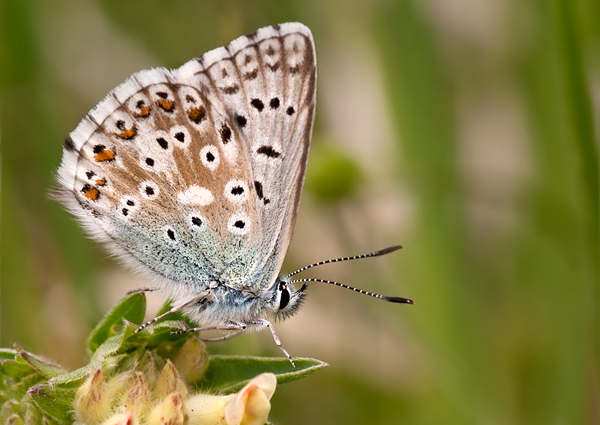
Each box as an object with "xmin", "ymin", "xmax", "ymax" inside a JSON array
[
  {"xmin": 28, "ymin": 385, "xmax": 75, "ymax": 424},
  {"xmin": 195, "ymin": 356, "xmax": 328, "ymax": 394},
  {"xmin": 0, "ymin": 349, "xmax": 17, "ymax": 361},
  {"xmin": 0, "ymin": 359, "xmax": 36, "ymax": 379},
  {"xmin": 50, "ymin": 333, "xmax": 125, "ymax": 388},
  {"xmin": 87, "ymin": 293, "xmax": 146, "ymax": 353},
  {"xmin": 15, "ymin": 350, "xmax": 65, "ymax": 379}
]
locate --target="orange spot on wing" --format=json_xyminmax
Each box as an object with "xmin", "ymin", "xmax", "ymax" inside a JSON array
[
  {"xmin": 188, "ymin": 106, "xmax": 206, "ymax": 124},
  {"xmin": 136, "ymin": 106, "xmax": 151, "ymax": 117},
  {"xmin": 94, "ymin": 149, "xmax": 115, "ymax": 162},
  {"xmin": 95, "ymin": 178, "xmax": 106, "ymax": 186},
  {"xmin": 81, "ymin": 185, "xmax": 100, "ymax": 201},
  {"xmin": 158, "ymin": 99, "xmax": 174, "ymax": 111},
  {"xmin": 116, "ymin": 127, "xmax": 136, "ymax": 139}
]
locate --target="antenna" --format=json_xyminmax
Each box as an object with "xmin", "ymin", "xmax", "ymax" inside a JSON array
[
  {"xmin": 291, "ymin": 278, "xmax": 414, "ymax": 304},
  {"xmin": 287, "ymin": 245, "xmax": 403, "ymax": 278}
]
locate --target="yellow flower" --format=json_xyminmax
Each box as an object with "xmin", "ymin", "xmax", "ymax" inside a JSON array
[
  {"xmin": 187, "ymin": 373, "xmax": 277, "ymax": 425},
  {"xmin": 101, "ymin": 410, "xmax": 138, "ymax": 425}
]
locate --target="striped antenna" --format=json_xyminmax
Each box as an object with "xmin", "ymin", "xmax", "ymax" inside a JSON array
[
  {"xmin": 287, "ymin": 245, "xmax": 403, "ymax": 278},
  {"xmin": 291, "ymin": 278, "xmax": 414, "ymax": 304}
]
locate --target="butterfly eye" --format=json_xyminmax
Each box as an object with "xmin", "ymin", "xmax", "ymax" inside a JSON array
[{"xmin": 278, "ymin": 282, "xmax": 290, "ymax": 310}]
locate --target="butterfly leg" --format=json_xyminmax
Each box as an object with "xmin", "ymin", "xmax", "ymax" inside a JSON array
[
  {"xmin": 126, "ymin": 287, "xmax": 156, "ymax": 295},
  {"xmin": 170, "ymin": 321, "xmax": 246, "ymax": 335},
  {"xmin": 201, "ymin": 331, "xmax": 244, "ymax": 342},
  {"xmin": 248, "ymin": 318, "xmax": 295, "ymax": 371},
  {"xmin": 133, "ymin": 290, "xmax": 211, "ymax": 334}
]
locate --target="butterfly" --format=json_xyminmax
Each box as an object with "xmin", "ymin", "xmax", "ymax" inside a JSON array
[{"xmin": 55, "ymin": 22, "xmax": 412, "ymax": 369}]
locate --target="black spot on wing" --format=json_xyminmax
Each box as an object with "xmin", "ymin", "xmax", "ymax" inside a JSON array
[
  {"xmin": 231, "ymin": 186, "xmax": 244, "ymax": 195},
  {"xmin": 222, "ymin": 85, "xmax": 239, "ymax": 95},
  {"xmin": 254, "ymin": 180, "xmax": 264, "ymax": 199},
  {"xmin": 220, "ymin": 124, "xmax": 232, "ymax": 144},
  {"xmin": 257, "ymin": 146, "xmax": 281, "ymax": 158},
  {"xmin": 251, "ymin": 99, "xmax": 264, "ymax": 112},
  {"xmin": 244, "ymin": 69, "xmax": 258, "ymax": 80},
  {"xmin": 266, "ymin": 62, "xmax": 280, "ymax": 72},
  {"xmin": 236, "ymin": 114, "xmax": 247, "ymax": 128},
  {"xmin": 254, "ymin": 180, "xmax": 271, "ymax": 205},
  {"xmin": 157, "ymin": 137, "xmax": 168, "ymax": 149}
]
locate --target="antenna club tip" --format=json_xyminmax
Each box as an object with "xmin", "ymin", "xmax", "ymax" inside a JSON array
[
  {"xmin": 386, "ymin": 296, "xmax": 415, "ymax": 305},
  {"xmin": 377, "ymin": 245, "xmax": 403, "ymax": 255}
]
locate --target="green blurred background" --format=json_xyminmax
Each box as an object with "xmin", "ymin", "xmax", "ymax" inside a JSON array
[{"xmin": 1, "ymin": 0, "xmax": 598, "ymax": 423}]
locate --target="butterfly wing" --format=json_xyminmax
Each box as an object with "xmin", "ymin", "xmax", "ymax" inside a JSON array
[
  {"xmin": 175, "ymin": 23, "xmax": 317, "ymax": 293},
  {"xmin": 56, "ymin": 23, "xmax": 316, "ymax": 298}
]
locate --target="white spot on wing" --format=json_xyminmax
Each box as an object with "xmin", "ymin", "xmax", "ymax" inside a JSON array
[
  {"xmin": 227, "ymin": 213, "xmax": 250, "ymax": 236},
  {"xmin": 200, "ymin": 145, "xmax": 220, "ymax": 171},
  {"xmin": 224, "ymin": 179, "xmax": 248, "ymax": 204},
  {"xmin": 125, "ymin": 92, "xmax": 152, "ymax": 117},
  {"xmin": 178, "ymin": 185, "xmax": 214, "ymax": 206},
  {"xmin": 188, "ymin": 211, "xmax": 207, "ymax": 232},
  {"xmin": 163, "ymin": 225, "xmax": 177, "ymax": 243},
  {"xmin": 117, "ymin": 196, "xmax": 140, "ymax": 220},
  {"xmin": 169, "ymin": 125, "xmax": 191, "ymax": 149},
  {"xmin": 139, "ymin": 181, "xmax": 160, "ymax": 200},
  {"xmin": 284, "ymin": 33, "xmax": 307, "ymax": 69}
]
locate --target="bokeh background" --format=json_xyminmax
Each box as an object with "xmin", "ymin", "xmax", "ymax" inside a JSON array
[{"xmin": 1, "ymin": 0, "xmax": 598, "ymax": 423}]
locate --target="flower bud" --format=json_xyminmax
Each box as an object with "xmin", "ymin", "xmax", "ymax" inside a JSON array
[
  {"xmin": 148, "ymin": 393, "xmax": 187, "ymax": 425},
  {"xmin": 74, "ymin": 368, "xmax": 111, "ymax": 424},
  {"xmin": 5, "ymin": 414, "xmax": 23, "ymax": 425},
  {"xmin": 139, "ymin": 351, "xmax": 160, "ymax": 387},
  {"xmin": 122, "ymin": 372, "xmax": 151, "ymax": 418},
  {"xmin": 173, "ymin": 337, "xmax": 209, "ymax": 383},
  {"xmin": 107, "ymin": 371, "xmax": 134, "ymax": 400},
  {"xmin": 155, "ymin": 360, "xmax": 188, "ymax": 399}
]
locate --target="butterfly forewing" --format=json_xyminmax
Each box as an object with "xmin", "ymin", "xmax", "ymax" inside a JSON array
[
  {"xmin": 176, "ymin": 24, "xmax": 317, "ymax": 292},
  {"xmin": 56, "ymin": 23, "xmax": 316, "ymax": 298}
]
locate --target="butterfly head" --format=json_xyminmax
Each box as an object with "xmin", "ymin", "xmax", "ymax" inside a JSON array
[{"xmin": 267, "ymin": 276, "xmax": 307, "ymax": 321}]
